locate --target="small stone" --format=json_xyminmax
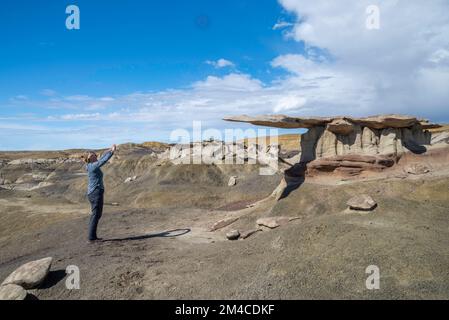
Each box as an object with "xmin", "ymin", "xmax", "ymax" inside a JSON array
[
  {"xmin": 0, "ymin": 284, "xmax": 27, "ymax": 300},
  {"xmin": 347, "ymin": 195, "xmax": 377, "ymax": 211},
  {"xmin": 405, "ymin": 164, "xmax": 430, "ymax": 175},
  {"xmin": 240, "ymin": 229, "xmax": 261, "ymax": 239},
  {"xmin": 210, "ymin": 217, "xmax": 239, "ymax": 231},
  {"xmin": 256, "ymin": 217, "xmax": 291, "ymax": 229},
  {"xmin": 2, "ymin": 257, "xmax": 53, "ymax": 289},
  {"xmin": 228, "ymin": 176, "xmax": 237, "ymax": 186},
  {"xmin": 226, "ymin": 230, "xmax": 240, "ymax": 240}
]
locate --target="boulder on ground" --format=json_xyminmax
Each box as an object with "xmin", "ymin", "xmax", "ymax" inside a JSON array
[
  {"xmin": 1, "ymin": 257, "xmax": 53, "ymax": 289},
  {"xmin": 0, "ymin": 284, "xmax": 27, "ymax": 300},
  {"xmin": 226, "ymin": 230, "xmax": 240, "ymax": 240},
  {"xmin": 347, "ymin": 195, "xmax": 377, "ymax": 211}
]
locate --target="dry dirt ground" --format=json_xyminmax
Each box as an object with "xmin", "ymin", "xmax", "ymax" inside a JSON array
[{"xmin": 0, "ymin": 142, "xmax": 449, "ymax": 299}]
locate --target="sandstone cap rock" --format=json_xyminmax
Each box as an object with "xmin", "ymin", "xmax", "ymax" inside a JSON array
[{"xmin": 223, "ymin": 114, "xmax": 429, "ymax": 130}]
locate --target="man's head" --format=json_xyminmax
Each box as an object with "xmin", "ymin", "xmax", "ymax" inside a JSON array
[{"xmin": 82, "ymin": 151, "xmax": 98, "ymax": 164}]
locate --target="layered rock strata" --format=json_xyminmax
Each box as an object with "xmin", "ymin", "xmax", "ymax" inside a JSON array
[{"xmin": 224, "ymin": 114, "xmax": 440, "ymax": 174}]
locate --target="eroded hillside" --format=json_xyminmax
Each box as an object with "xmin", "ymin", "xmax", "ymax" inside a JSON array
[{"xmin": 1, "ymin": 122, "xmax": 449, "ymax": 299}]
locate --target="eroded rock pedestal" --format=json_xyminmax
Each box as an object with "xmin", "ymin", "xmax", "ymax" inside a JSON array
[{"xmin": 224, "ymin": 114, "xmax": 440, "ymax": 175}]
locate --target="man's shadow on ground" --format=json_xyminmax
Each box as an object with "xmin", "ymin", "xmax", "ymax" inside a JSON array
[{"xmin": 102, "ymin": 228, "xmax": 191, "ymax": 242}]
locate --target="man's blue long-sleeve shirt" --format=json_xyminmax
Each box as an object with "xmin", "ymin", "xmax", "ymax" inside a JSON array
[{"xmin": 86, "ymin": 151, "xmax": 113, "ymax": 195}]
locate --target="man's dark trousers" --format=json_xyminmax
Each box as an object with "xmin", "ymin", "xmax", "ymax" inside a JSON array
[{"xmin": 88, "ymin": 188, "xmax": 104, "ymax": 240}]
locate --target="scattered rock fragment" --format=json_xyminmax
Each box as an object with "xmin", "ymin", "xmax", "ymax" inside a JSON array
[
  {"xmin": 1, "ymin": 257, "xmax": 53, "ymax": 289},
  {"xmin": 346, "ymin": 195, "xmax": 377, "ymax": 211},
  {"xmin": 0, "ymin": 284, "xmax": 27, "ymax": 300},
  {"xmin": 240, "ymin": 229, "xmax": 261, "ymax": 239},
  {"xmin": 405, "ymin": 163, "xmax": 430, "ymax": 175},
  {"xmin": 228, "ymin": 176, "xmax": 237, "ymax": 186},
  {"xmin": 226, "ymin": 230, "xmax": 240, "ymax": 240},
  {"xmin": 124, "ymin": 176, "xmax": 138, "ymax": 183},
  {"xmin": 210, "ymin": 217, "xmax": 239, "ymax": 231},
  {"xmin": 109, "ymin": 202, "xmax": 120, "ymax": 206},
  {"xmin": 256, "ymin": 217, "xmax": 291, "ymax": 229}
]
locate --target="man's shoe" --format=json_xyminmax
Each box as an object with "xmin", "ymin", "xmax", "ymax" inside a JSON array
[{"xmin": 87, "ymin": 237, "xmax": 103, "ymax": 244}]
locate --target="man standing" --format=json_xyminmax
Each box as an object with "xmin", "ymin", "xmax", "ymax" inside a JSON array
[{"xmin": 82, "ymin": 144, "xmax": 116, "ymax": 242}]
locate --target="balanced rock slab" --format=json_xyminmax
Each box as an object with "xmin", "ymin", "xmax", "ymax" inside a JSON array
[
  {"xmin": 347, "ymin": 195, "xmax": 377, "ymax": 211},
  {"xmin": 224, "ymin": 114, "xmax": 424, "ymax": 130},
  {"xmin": 2, "ymin": 257, "xmax": 53, "ymax": 289},
  {"xmin": 224, "ymin": 114, "xmax": 437, "ymax": 162},
  {"xmin": 0, "ymin": 284, "xmax": 27, "ymax": 300}
]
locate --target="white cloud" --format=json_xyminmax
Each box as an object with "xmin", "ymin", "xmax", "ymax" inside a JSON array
[
  {"xmin": 4, "ymin": 1, "xmax": 449, "ymax": 149},
  {"xmin": 274, "ymin": 0, "xmax": 449, "ymax": 118},
  {"xmin": 65, "ymin": 95, "xmax": 91, "ymax": 102},
  {"xmin": 429, "ymin": 49, "xmax": 449, "ymax": 64},
  {"xmin": 193, "ymin": 73, "xmax": 263, "ymax": 92},
  {"xmin": 205, "ymin": 58, "xmax": 235, "ymax": 68},
  {"xmin": 60, "ymin": 113, "xmax": 101, "ymax": 120},
  {"xmin": 272, "ymin": 21, "xmax": 294, "ymax": 30},
  {"xmin": 274, "ymin": 95, "xmax": 307, "ymax": 112}
]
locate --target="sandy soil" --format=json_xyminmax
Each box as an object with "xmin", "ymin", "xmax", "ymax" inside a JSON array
[{"xmin": 0, "ymin": 144, "xmax": 449, "ymax": 299}]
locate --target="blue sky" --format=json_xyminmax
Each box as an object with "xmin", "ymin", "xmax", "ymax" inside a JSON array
[
  {"xmin": 0, "ymin": 0, "xmax": 296, "ymax": 97},
  {"xmin": 1, "ymin": 0, "xmax": 449, "ymax": 150}
]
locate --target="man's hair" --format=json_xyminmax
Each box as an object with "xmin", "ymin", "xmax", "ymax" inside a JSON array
[{"xmin": 80, "ymin": 151, "xmax": 96, "ymax": 164}]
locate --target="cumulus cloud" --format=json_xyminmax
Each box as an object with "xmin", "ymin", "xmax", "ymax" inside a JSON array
[
  {"xmin": 274, "ymin": 95, "xmax": 307, "ymax": 112},
  {"xmin": 275, "ymin": 0, "xmax": 449, "ymax": 119},
  {"xmin": 205, "ymin": 58, "xmax": 235, "ymax": 68},
  {"xmin": 3, "ymin": 1, "xmax": 449, "ymax": 149},
  {"xmin": 193, "ymin": 73, "xmax": 263, "ymax": 92}
]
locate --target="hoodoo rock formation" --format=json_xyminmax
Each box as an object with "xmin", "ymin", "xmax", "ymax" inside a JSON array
[{"xmin": 224, "ymin": 114, "xmax": 441, "ymax": 175}]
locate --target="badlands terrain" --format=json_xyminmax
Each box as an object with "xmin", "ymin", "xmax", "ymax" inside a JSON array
[{"xmin": 0, "ymin": 114, "xmax": 449, "ymax": 299}]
